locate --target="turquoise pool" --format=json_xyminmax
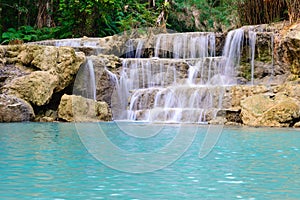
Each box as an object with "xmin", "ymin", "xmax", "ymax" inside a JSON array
[{"xmin": 0, "ymin": 122, "xmax": 300, "ymax": 199}]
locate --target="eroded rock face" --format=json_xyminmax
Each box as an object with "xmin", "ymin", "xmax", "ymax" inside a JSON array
[
  {"xmin": 241, "ymin": 94, "xmax": 300, "ymax": 127},
  {"xmin": 58, "ymin": 94, "xmax": 111, "ymax": 122},
  {"xmin": 0, "ymin": 44, "xmax": 86, "ymax": 122},
  {"xmin": 1, "ymin": 45, "xmax": 85, "ymax": 106},
  {"xmin": 279, "ymin": 23, "xmax": 300, "ymax": 76},
  {"xmin": 0, "ymin": 94, "xmax": 35, "ymax": 122}
]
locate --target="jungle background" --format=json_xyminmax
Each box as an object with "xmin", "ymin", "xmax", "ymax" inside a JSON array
[{"xmin": 0, "ymin": 0, "xmax": 299, "ymax": 44}]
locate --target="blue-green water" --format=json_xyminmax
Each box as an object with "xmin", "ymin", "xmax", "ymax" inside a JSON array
[{"xmin": 0, "ymin": 122, "xmax": 300, "ymax": 200}]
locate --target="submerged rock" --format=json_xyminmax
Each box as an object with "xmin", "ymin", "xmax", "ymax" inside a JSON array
[
  {"xmin": 58, "ymin": 94, "xmax": 111, "ymax": 122},
  {"xmin": 0, "ymin": 94, "xmax": 35, "ymax": 122}
]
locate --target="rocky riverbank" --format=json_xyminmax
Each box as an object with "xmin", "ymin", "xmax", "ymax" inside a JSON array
[{"xmin": 0, "ymin": 22, "xmax": 299, "ymax": 127}]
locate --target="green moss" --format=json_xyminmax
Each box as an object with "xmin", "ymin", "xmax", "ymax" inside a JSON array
[
  {"xmin": 291, "ymin": 62, "xmax": 300, "ymax": 76},
  {"xmin": 239, "ymin": 63, "xmax": 252, "ymax": 81}
]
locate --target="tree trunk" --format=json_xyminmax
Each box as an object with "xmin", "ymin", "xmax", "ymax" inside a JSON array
[
  {"xmin": 37, "ymin": 0, "xmax": 53, "ymax": 28},
  {"xmin": 149, "ymin": 0, "xmax": 155, "ymax": 7},
  {"xmin": 156, "ymin": 0, "xmax": 169, "ymax": 26}
]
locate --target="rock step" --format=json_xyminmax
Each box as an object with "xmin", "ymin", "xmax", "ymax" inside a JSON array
[
  {"xmin": 120, "ymin": 57, "xmax": 226, "ymax": 88},
  {"xmin": 128, "ymin": 107, "xmax": 220, "ymax": 122}
]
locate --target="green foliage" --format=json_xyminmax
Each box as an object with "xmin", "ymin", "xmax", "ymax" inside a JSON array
[
  {"xmin": 167, "ymin": 0, "xmax": 238, "ymax": 32},
  {"xmin": 55, "ymin": 0, "xmax": 160, "ymax": 38},
  {"xmin": 0, "ymin": 0, "xmax": 297, "ymax": 44},
  {"xmin": 1, "ymin": 26, "xmax": 60, "ymax": 44}
]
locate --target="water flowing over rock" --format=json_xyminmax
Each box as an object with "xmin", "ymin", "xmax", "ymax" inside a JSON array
[
  {"xmin": 0, "ymin": 94, "xmax": 35, "ymax": 122},
  {"xmin": 108, "ymin": 28, "xmax": 254, "ymax": 123},
  {"xmin": 1, "ymin": 22, "xmax": 300, "ymax": 126}
]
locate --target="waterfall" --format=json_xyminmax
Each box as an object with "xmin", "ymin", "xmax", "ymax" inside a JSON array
[
  {"xmin": 86, "ymin": 59, "xmax": 97, "ymax": 100},
  {"xmin": 125, "ymin": 39, "xmax": 135, "ymax": 58},
  {"xmin": 55, "ymin": 39, "xmax": 81, "ymax": 47},
  {"xmin": 154, "ymin": 32, "xmax": 216, "ymax": 59},
  {"xmin": 73, "ymin": 58, "xmax": 97, "ymax": 101},
  {"xmin": 135, "ymin": 39, "xmax": 145, "ymax": 58},
  {"xmin": 221, "ymin": 29, "xmax": 244, "ymax": 85},
  {"xmin": 109, "ymin": 28, "xmax": 258, "ymax": 123}
]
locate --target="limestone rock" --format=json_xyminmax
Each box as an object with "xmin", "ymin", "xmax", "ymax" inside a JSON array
[
  {"xmin": 260, "ymin": 98, "xmax": 300, "ymax": 127},
  {"xmin": 4, "ymin": 71, "xmax": 58, "ymax": 106},
  {"xmin": 58, "ymin": 94, "xmax": 111, "ymax": 122},
  {"xmin": 241, "ymin": 94, "xmax": 300, "ymax": 127},
  {"xmin": 0, "ymin": 94, "xmax": 35, "ymax": 122},
  {"xmin": 54, "ymin": 48, "xmax": 85, "ymax": 91},
  {"xmin": 34, "ymin": 109, "xmax": 58, "ymax": 122},
  {"xmin": 280, "ymin": 23, "xmax": 300, "ymax": 76},
  {"xmin": 30, "ymin": 45, "xmax": 58, "ymax": 70},
  {"xmin": 0, "ymin": 64, "xmax": 30, "ymax": 89},
  {"xmin": 2, "ymin": 45, "xmax": 85, "ymax": 92},
  {"xmin": 294, "ymin": 122, "xmax": 300, "ymax": 128},
  {"xmin": 0, "ymin": 46, "xmax": 6, "ymax": 67},
  {"xmin": 229, "ymin": 85, "xmax": 269, "ymax": 108}
]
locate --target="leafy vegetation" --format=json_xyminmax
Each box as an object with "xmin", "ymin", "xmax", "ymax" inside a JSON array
[{"xmin": 0, "ymin": 0, "xmax": 298, "ymax": 44}]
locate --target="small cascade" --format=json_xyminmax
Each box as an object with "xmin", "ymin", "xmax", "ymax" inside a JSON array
[
  {"xmin": 221, "ymin": 28, "xmax": 244, "ymax": 84},
  {"xmin": 54, "ymin": 39, "xmax": 99, "ymax": 48},
  {"xmin": 74, "ymin": 58, "xmax": 97, "ymax": 101},
  {"xmin": 112, "ymin": 58, "xmax": 179, "ymax": 120},
  {"xmin": 125, "ymin": 39, "xmax": 146, "ymax": 58},
  {"xmin": 125, "ymin": 39, "xmax": 135, "ymax": 58},
  {"xmin": 154, "ymin": 32, "xmax": 216, "ymax": 59},
  {"xmin": 86, "ymin": 59, "xmax": 97, "ymax": 100},
  {"xmin": 135, "ymin": 39, "xmax": 145, "ymax": 58},
  {"xmin": 55, "ymin": 39, "xmax": 81, "ymax": 47}
]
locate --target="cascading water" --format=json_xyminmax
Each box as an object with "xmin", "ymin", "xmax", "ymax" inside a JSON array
[
  {"xmin": 135, "ymin": 39, "xmax": 145, "ymax": 58},
  {"xmin": 221, "ymin": 28, "xmax": 244, "ymax": 85},
  {"xmin": 69, "ymin": 28, "xmax": 271, "ymax": 123},
  {"xmin": 74, "ymin": 58, "xmax": 97, "ymax": 101},
  {"xmin": 154, "ymin": 32, "xmax": 216, "ymax": 59},
  {"xmin": 110, "ymin": 30, "xmax": 247, "ymax": 123},
  {"xmin": 29, "ymin": 26, "xmax": 275, "ymax": 123},
  {"xmin": 86, "ymin": 59, "xmax": 97, "ymax": 100}
]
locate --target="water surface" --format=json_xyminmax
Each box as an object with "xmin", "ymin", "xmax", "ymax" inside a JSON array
[{"xmin": 0, "ymin": 122, "xmax": 299, "ymax": 199}]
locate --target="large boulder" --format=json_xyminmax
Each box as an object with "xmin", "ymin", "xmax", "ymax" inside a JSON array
[
  {"xmin": 241, "ymin": 94, "xmax": 300, "ymax": 127},
  {"xmin": 0, "ymin": 94, "xmax": 35, "ymax": 122},
  {"xmin": 4, "ymin": 71, "xmax": 58, "ymax": 106},
  {"xmin": 58, "ymin": 94, "xmax": 111, "ymax": 122}
]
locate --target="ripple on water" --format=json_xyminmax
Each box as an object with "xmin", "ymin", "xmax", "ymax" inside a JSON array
[
  {"xmin": 109, "ymin": 193, "xmax": 123, "ymax": 197},
  {"xmin": 225, "ymin": 176, "xmax": 236, "ymax": 180},
  {"xmin": 218, "ymin": 180, "xmax": 245, "ymax": 184}
]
